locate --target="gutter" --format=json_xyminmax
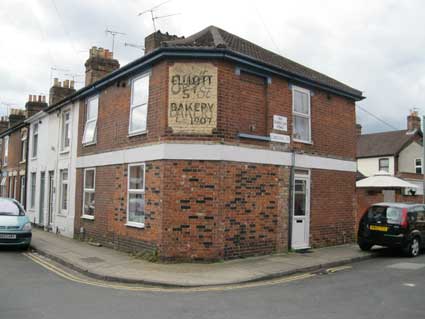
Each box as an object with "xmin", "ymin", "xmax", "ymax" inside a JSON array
[{"xmin": 45, "ymin": 47, "xmax": 364, "ymax": 114}]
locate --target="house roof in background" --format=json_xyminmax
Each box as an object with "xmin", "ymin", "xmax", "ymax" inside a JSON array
[
  {"xmin": 357, "ymin": 129, "xmax": 420, "ymax": 158},
  {"xmin": 164, "ymin": 25, "xmax": 363, "ymax": 99}
]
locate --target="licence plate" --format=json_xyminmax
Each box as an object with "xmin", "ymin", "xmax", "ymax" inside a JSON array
[
  {"xmin": 0, "ymin": 234, "xmax": 17, "ymax": 239},
  {"xmin": 369, "ymin": 225, "xmax": 388, "ymax": 232}
]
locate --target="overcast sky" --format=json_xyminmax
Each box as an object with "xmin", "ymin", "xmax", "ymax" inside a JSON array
[{"xmin": 1, "ymin": 0, "xmax": 425, "ymax": 133}]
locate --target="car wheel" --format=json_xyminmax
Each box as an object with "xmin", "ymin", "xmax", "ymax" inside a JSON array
[
  {"xmin": 358, "ymin": 240, "xmax": 373, "ymax": 251},
  {"xmin": 404, "ymin": 237, "xmax": 421, "ymax": 257}
]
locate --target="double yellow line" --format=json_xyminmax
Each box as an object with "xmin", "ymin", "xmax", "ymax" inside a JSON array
[{"xmin": 23, "ymin": 252, "xmax": 350, "ymax": 293}]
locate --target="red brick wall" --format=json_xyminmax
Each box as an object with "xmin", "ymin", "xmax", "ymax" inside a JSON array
[
  {"xmin": 310, "ymin": 169, "xmax": 356, "ymax": 247},
  {"xmin": 77, "ymin": 59, "xmax": 357, "ymax": 161}
]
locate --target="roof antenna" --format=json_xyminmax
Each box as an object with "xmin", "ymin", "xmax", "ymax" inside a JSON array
[
  {"xmin": 138, "ymin": 0, "xmax": 180, "ymax": 32},
  {"xmin": 105, "ymin": 28, "xmax": 126, "ymax": 53},
  {"xmin": 124, "ymin": 42, "xmax": 145, "ymax": 51}
]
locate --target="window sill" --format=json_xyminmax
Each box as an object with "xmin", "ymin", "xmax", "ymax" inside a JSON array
[
  {"xmin": 59, "ymin": 149, "xmax": 70, "ymax": 155},
  {"xmin": 19, "ymin": 160, "xmax": 26, "ymax": 164},
  {"xmin": 57, "ymin": 212, "xmax": 67, "ymax": 217},
  {"xmin": 128, "ymin": 130, "xmax": 148, "ymax": 138},
  {"xmin": 293, "ymin": 139, "xmax": 313, "ymax": 145},
  {"xmin": 81, "ymin": 214, "xmax": 95, "ymax": 220},
  {"xmin": 31, "ymin": 157, "xmax": 37, "ymax": 161},
  {"xmin": 82, "ymin": 142, "xmax": 96, "ymax": 147},
  {"xmin": 125, "ymin": 222, "xmax": 145, "ymax": 229}
]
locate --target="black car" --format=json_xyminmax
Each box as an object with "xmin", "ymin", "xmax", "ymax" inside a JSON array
[{"xmin": 358, "ymin": 202, "xmax": 425, "ymax": 257}]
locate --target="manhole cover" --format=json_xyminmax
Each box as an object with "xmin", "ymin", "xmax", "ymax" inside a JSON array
[
  {"xmin": 387, "ymin": 262, "xmax": 425, "ymax": 270},
  {"xmin": 80, "ymin": 257, "xmax": 104, "ymax": 264}
]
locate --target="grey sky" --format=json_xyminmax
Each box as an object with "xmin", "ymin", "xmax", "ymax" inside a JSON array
[{"xmin": 1, "ymin": 0, "xmax": 424, "ymax": 133}]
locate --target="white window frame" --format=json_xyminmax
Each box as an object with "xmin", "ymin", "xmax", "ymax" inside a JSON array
[
  {"xmin": 292, "ymin": 86, "xmax": 312, "ymax": 144},
  {"xmin": 126, "ymin": 163, "xmax": 146, "ymax": 228},
  {"xmin": 61, "ymin": 110, "xmax": 71, "ymax": 152},
  {"xmin": 8, "ymin": 177, "xmax": 12, "ymax": 198},
  {"xmin": 20, "ymin": 175, "xmax": 25, "ymax": 205},
  {"xmin": 59, "ymin": 169, "xmax": 69, "ymax": 214},
  {"xmin": 82, "ymin": 168, "xmax": 96, "ymax": 219},
  {"xmin": 0, "ymin": 176, "xmax": 6, "ymax": 197},
  {"xmin": 415, "ymin": 158, "xmax": 423, "ymax": 174},
  {"xmin": 128, "ymin": 73, "xmax": 150, "ymax": 136},
  {"xmin": 3, "ymin": 136, "xmax": 9, "ymax": 166},
  {"xmin": 30, "ymin": 172, "xmax": 36, "ymax": 209},
  {"xmin": 379, "ymin": 158, "xmax": 390, "ymax": 172},
  {"xmin": 32, "ymin": 123, "xmax": 38, "ymax": 159},
  {"xmin": 82, "ymin": 95, "xmax": 99, "ymax": 145},
  {"xmin": 20, "ymin": 132, "xmax": 27, "ymax": 163}
]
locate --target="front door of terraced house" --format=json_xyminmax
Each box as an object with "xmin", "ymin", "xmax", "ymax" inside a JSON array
[
  {"xmin": 291, "ymin": 172, "xmax": 310, "ymax": 250},
  {"xmin": 47, "ymin": 171, "xmax": 54, "ymax": 228}
]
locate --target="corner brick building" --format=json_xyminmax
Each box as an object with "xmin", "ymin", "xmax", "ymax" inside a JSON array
[{"xmin": 44, "ymin": 26, "xmax": 363, "ymax": 260}]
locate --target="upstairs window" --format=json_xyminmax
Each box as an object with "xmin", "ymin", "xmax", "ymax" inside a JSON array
[
  {"xmin": 129, "ymin": 74, "xmax": 150, "ymax": 135},
  {"xmin": 21, "ymin": 130, "xmax": 27, "ymax": 162},
  {"xmin": 379, "ymin": 158, "xmax": 390, "ymax": 172},
  {"xmin": 61, "ymin": 111, "xmax": 71, "ymax": 151},
  {"xmin": 32, "ymin": 123, "xmax": 38, "ymax": 158},
  {"xmin": 415, "ymin": 158, "xmax": 422, "ymax": 174},
  {"xmin": 82, "ymin": 96, "xmax": 98, "ymax": 145},
  {"xmin": 292, "ymin": 86, "xmax": 311, "ymax": 143},
  {"xmin": 3, "ymin": 136, "xmax": 9, "ymax": 166}
]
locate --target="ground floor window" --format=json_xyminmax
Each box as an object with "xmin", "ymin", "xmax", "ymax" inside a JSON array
[
  {"xmin": 127, "ymin": 163, "xmax": 145, "ymax": 226},
  {"xmin": 30, "ymin": 172, "xmax": 36, "ymax": 208},
  {"xmin": 60, "ymin": 169, "xmax": 68, "ymax": 213},
  {"xmin": 20, "ymin": 176, "xmax": 25, "ymax": 205},
  {"xmin": 82, "ymin": 168, "xmax": 95, "ymax": 217},
  {"xmin": 0, "ymin": 177, "xmax": 6, "ymax": 197}
]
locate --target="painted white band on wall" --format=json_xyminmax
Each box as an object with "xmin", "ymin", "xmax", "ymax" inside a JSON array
[{"xmin": 76, "ymin": 143, "xmax": 357, "ymax": 172}]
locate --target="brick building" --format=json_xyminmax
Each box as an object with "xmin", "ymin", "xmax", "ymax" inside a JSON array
[
  {"xmin": 39, "ymin": 26, "xmax": 363, "ymax": 260},
  {"xmin": 0, "ymin": 96, "xmax": 47, "ymax": 206}
]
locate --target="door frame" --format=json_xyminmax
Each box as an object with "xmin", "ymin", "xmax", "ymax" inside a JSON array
[
  {"xmin": 47, "ymin": 171, "xmax": 55, "ymax": 228},
  {"xmin": 291, "ymin": 170, "xmax": 311, "ymax": 250}
]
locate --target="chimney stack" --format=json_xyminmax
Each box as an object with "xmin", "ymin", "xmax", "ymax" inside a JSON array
[
  {"xmin": 84, "ymin": 47, "xmax": 120, "ymax": 86},
  {"xmin": 49, "ymin": 77, "xmax": 76, "ymax": 105},
  {"xmin": 0, "ymin": 116, "xmax": 9, "ymax": 133},
  {"xmin": 25, "ymin": 94, "xmax": 48, "ymax": 118},
  {"xmin": 356, "ymin": 123, "xmax": 362, "ymax": 136},
  {"xmin": 407, "ymin": 110, "xmax": 421, "ymax": 132},
  {"xmin": 144, "ymin": 30, "xmax": 184, "ymax": 55},
  {"xmin": 8, "ymin": 108, "xmax": 26, "ymax": 127}
]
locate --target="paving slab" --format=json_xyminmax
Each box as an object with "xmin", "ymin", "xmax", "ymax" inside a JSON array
[{"xmin": 30, "ymin": 229, "xmax": 376, "ymax": 287}]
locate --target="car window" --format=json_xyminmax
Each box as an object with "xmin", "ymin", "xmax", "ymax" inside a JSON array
[
  {"xmin": 0, "ymin": 199, "xmax": 23, "ymax": 216},
  {"xmin": 368, "ymin": 206, "xmax": 402, "ymax": 224}
]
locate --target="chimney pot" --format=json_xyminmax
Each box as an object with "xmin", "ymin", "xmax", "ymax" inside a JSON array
[
  {"xmin": 70, "ymin": 80, "xmax": 75, "ymax": 88},
  {"xmin": 84, "ymin": 46, "xmax": 120, "ymax": 85},
  {"xmin": 144, "ymin": 30, "xmax": 184, "ymax": 55}
]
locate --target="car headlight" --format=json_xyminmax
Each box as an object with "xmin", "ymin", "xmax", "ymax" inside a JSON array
[{"xmin": 22, "ymin": 223, "xmax": 32, "ymax": 231}]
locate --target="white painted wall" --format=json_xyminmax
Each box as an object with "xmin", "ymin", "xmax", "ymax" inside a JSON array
[
  {"xmin": 398, "ymin": 141, "xmax": 423, "ymax": 174},
  {"xmin": 357, "ymin": 156, "xmax": 395, "ymax": 177},
  {"xmin": 26, "ymin": 102, "xmax": 78, "ymax": 238}
]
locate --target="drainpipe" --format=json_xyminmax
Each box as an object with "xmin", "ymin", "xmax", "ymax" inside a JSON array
[
  {"xmin": 423, "ymin": 115, "xmax": 425, "ymax": 204},
  {"xmin": 24, "ymin": 125, "xmax": 30, "ymax": 210},
  {"xmin": 287, "ymin": 150, "xmax": 295, "ymax": 251}
]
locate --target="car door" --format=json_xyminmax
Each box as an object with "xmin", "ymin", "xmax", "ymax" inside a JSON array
[{"xmin": 416, "ymin": 205, "xmax": 425, "ymax": 244}]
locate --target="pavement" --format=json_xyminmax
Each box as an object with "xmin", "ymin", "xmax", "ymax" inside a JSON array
[{"xmin": 30, "ymin": 228, "xmax": 376, "ymax": 287}]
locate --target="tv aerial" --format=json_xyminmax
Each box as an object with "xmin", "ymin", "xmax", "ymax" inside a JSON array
[
  {"xmin": 138, "ymin": 0, "xmax": 180, "ymax": 32},
  {"xmin": 105, "ymin": 28, "xmax": 126, "ymax": 53}
]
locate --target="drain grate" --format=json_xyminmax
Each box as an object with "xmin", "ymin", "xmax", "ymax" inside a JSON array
[{"xmin": 80, "ymin": 257, "xmax": 105, "ymax": 264}]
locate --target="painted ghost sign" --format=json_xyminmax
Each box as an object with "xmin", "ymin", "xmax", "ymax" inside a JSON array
[{"xmin": 168, "ymin": 63, "xmax": 218, "ymax": 134}]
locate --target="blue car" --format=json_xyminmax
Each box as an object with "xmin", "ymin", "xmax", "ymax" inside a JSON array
[{"xmin": 0, "ymin": 198, "xmax": 32, "ymax": 249}]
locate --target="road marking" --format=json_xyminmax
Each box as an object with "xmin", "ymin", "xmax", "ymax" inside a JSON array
[
  {"xmin": 23, "ymin": 252, "xmax": 352, "ymax": 293},
  {"xmin": 387, "ymin": 262, "xmax": 425, "ymax": 270},
  {"xmin": 326, "ymin": 265, "xmax": 352, "ymax": 273},
  {"xmin": 403, "ymin": 283, "xmax": 416, "ymax": 287}
]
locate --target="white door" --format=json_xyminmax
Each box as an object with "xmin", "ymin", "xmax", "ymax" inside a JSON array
[{"xmin": 292, "ymin": 174, "xmax": 310, "ymax": 249}]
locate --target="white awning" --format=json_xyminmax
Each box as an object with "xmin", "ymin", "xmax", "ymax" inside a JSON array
[{"xmin": 356, "ymin": 171, "xmax": 418, "ymax": 189}]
